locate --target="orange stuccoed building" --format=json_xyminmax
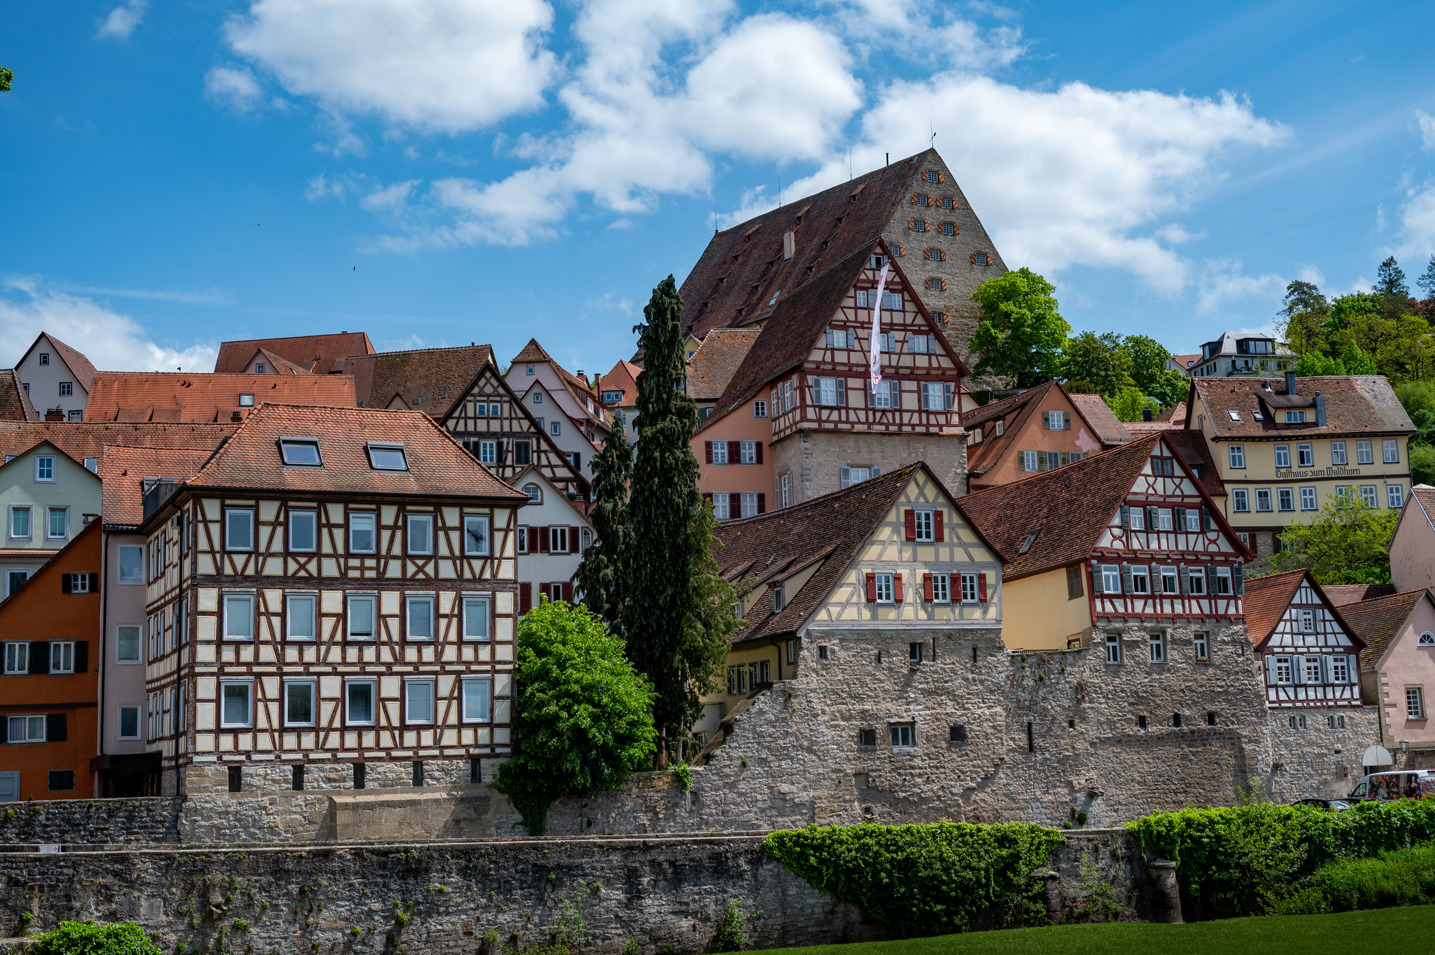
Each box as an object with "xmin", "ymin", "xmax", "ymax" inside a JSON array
[{"xmin": 0, "ymin": 519, "xmax": 102, "ymax": 801}]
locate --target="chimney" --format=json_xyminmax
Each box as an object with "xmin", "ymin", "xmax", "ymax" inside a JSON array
[
  {"xmin": 1315, "ymin": 394, "xmax": 1326, "ymax": 427},
  {"xmin": 1142, "ymin": 407, "xmax": 1154, "ymax": 422},
  {"xmin": 1284, "ymin": 371, "xmax": 1296, "ymax": 395},
  {"xmin": 782, "ymin": 231, "xmax": 796, "ymax": 261}
]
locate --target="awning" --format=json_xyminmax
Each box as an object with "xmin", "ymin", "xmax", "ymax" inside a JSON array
[{"xmin": 1362, "ymin": 745, "xmax": 1394, "ymax": 767}]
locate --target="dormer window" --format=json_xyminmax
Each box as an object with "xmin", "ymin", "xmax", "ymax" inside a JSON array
[
  {"xmin": 238, "ymin": 393, "xmax": 255, "ymax": 407},
  {"xmin": 1285, "ymin": 410, "xmax": 1306, "ymax": 423},
  {"xmin": 1018, "ymin": 530, "xmax": 1040, "ymax": 555},
  {"xmin": 279, "ymin": 438, "xmax": 323, "ymax": 467},
  {"xmin": 255, "ymin": 363, "xmax": 267, "ymax": 374},
  {"xmin": 366, "ymin": 443, "xmax": 408, "ymax": 471},
  {"xmin": 769, "ymin": 291, "xmax": 781, "ymax": 306}
]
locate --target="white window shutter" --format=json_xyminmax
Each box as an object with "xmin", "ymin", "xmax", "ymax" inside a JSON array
[
  {"xmin": 1348, "ymin": 654, "xmax": 1359, "ymax": 683},
  {"xmin": 1264, "ymin": 654, "xmax": 1275, "ymax": 684}
]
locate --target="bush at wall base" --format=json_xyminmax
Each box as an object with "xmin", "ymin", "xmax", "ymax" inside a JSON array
[{"xmin": 30, "ymin": 921, "xmax": 162, "ymax": 955}]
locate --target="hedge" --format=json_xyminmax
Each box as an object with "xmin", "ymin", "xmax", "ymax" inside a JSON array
[
  {"xmin": 1126, "ymin": 799, "xmax": 1435, "ymax": 919},
  {"xmin": 1302, "ymin": 841, "xmax": 1435, "ymax": 913},
  {"xmin": 763, "ymin": 822, "xmax": 1065, "ymax": 937}
]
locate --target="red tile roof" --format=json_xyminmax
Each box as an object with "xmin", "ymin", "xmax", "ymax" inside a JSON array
[
  {"xmin": 1156, "ymin": 399, "xmax": 1188, "ymax": 425},
  {"xmin": 599, "ymin": 360, "xmax": 640, "ymax": 407},
  {"xmin": 0, "ymin": 421, "xmax": 234, "ymax": 463},
  {"xmin": 214, "ymin": 332, "xmax": 375, "ymax": 374},
  {"xmin": 247, "ymin": 347, "xmax": 315, "ymax": 376},
  {"xmin": 100, "ymin": 445, "xmax": 218, "ymax": 526},
  {"xmin": 1322, "ymin": 583, "xmax": 1400, "ymax": 606},
  {"xmin": 337, "ymin": 345, "xmax": 493, "ymax": 419},
  {"xmin": 964, "ymin": 380, "xmax": 1061, "ymax": 476},
  {"xmin": 687, "ymin": 329, "xmax": 762, "ymax": 402},
  {"xmin": 0, "ymin": 370, "xmax": 39, "ymax": 421},
  {"xmin": 1161, "ymin": 430, "xmax": 1226, "ymax": 498},
  {"xmin": 1066, "ymin": 394, "xmax": 1133, "ymax": 447},
  {"xmin": 1170, "ymin": 354, "xmax": 1200, "ymax": 372},
  {"xmin": 510, "ymin": 339, "xmax": 608, "ymax": 430},
  {"xmin": 1192, "ymin": 376, "xmax": 1415, "ymax": 438},
  {"xmin": 178, "ymin": 403, "xmax": 525, "ymax": 503},
  {"xmin": 1339, "ymin": 589, "xmax": 1429, "ymax": 667},
  {"xmin": 85, "ymin": 373, "xmax": 357, "ymax": 423},
  {"xmin": 1241, "ymin": 569, "xmax": 1307, "ymax": 644}
]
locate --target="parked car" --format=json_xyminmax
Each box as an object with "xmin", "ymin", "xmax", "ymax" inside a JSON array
[
  {"xmin": 1294, "ymin": 798, "xmax": 1351, "ymax": 811},
  {"xmin": 1347, "ymin": 770, "xmax": 1435, "ymax": 802}
]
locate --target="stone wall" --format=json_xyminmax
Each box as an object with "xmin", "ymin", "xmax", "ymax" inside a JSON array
[
  {"xmin": 0, "ymin": 831, "xmax": 1150, "ymax": 952},
  {"xmin": 773, "ymin": 430, "xmax": 968, "ymax": 507},
  {"xmin": 0, "ymin": 798, "xmax": 180, "ymax": 847}
]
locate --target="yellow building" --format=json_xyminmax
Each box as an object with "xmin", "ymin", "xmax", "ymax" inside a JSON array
[
  {"xmin": 1188, "ymin": 374, "xmax": 1416, "ymax": 565},
  {"xmin": 696, "ymin": 462, "xmax": 1003, "ymax": 743}
]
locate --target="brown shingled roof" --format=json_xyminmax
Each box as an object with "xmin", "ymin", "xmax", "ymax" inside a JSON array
[
  {"xmin": 15, "ymin": 332, "xmax": 97, "ymax": 392},
  {"xmin": 964, "ymin": 380, "xmax": 1061, "ymax": 476},
  {"xmin": 177, "ymin": 403, "xmax": 525, "ymax": 503},
  {"xmin": 687, "ymin": 329, "xmax": 761, "ymax": 402},
  {"xmin": 1339, "ymin": 589, "xmax": 1430, "ymax": 667},
  {"xmin": 100, "ymin": 445, "xmax": 217, "ymax": 527},
  {"xmin": 337, "ymin": 345, "xmax": 493, "ymax": 419},
  {"xmin": 599, "ymin": 360, "xmax": 640, "ymax": 407},
  {"xmin": 85, "ymin": 372, "xmax": 357, "ymax": 423},
  {"xmin": 0, "ymin": 370, "xmax": 39, "ymax": 421},
  {"xmin": 1192, "ymin": 376, "xmax": 1415, "ymax": 438},
  {"xmin": 1242, "ymin": 569, "xmax": 1307, "ymax": 645},
  {"xmin": 1323, "ymin": 583, "xmax": 1400, "ymax": 606},
  {"xmin": 1067, "ymin": 394, "xmax": 1135, "ymax": 447},
  {"xmin": 214, "ymin": 332, "xmax": 375, "ymax": 374},
  {"xmin": 0, "ymin": 421, "xmax": 235, "ymax": 464}
]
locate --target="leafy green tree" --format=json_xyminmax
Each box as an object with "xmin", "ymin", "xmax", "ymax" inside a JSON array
[
  {"xmin": 1412, "ymin": 444, "xmax": 1435, "ymax": 487},
  {"xmin": 969, "ymin": 268, "xmax": 1070, "ymax": 387},
  {"xmin": 0, "ymin": 67, "xmax": 11, "ymax": 92},
  {"xmin": 625, "ymin": 276, "xmax": 738, "ymax": 766},
  {"xmin": 1336, "ymin": 342, "xmax": 1377, "ymax": 375},
  {"xmin": 1123, "ymin": 334, "xmax": 1188, "ymax": 408},
  {"xmin": 1062, "ymin": 331, "xmax": 1133, "ymax": 397},
  {"xmin": 1269, "ymin": 494, "xmax": 1399, "ymax": 585},
  {"xmin": 32, "ymin": 921, "xmax": 161, "ymax": 955},
  {"xmin": 574, "ymin": 421, "xmax": 631, "ymax": 629},
  {"xmin": 1106, "ymin": 385, "xmax": 1160, "ymax": 422},
  {"xmin": 1291, "ymin": 351, "xmax": 1345, "ymax": 376},
  {"xmin": 1276, "ymin": 279, "xmax": 1330, "ymax": 356},
  {"xmin": 493, "ymin": 600, "xmax": 657, "ymax": 835}
]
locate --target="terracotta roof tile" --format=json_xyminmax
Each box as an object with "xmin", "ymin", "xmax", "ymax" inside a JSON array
[
  {"xmin": 1408, "ymin": 484, "xmax": 1435, "ymax": 532},
  {"xmin": 1322, "ymin": 583, "xmax": 1400, "ymax": 606},
  {"xmin": 1339, "ymin": 590, "xmax": 1428, "ymax": 666},
  {"xmin": 964, "ymin": 381, "xmax": 1060, "ymax": 475},
  {"xmin": 100, "ymin": 445, "xmax": 217, "ymax": 526},
  {"xmin": 250, "ymin": 348, "xmax": 315, "ymax": 376},
  {"xmin": 1192, "ymin": 376, "xmax": 1415, "ymax": 438},
  {"xmin": 1067, "ymin": 394, "xmax": 1133, "ymax": 446},
  {"xmin": 1241, "ymin": 569, "xmax": 1309, "ymax": 645},
  {"xmin": 0, "ymin": 370, "xmax": 39, "ymax": 421},
  {"xmin": 687, "ymin": 329, "xmax": 762, "ymax": 401},
  {"xmin": 1170, "ymin": 354, "xmax": 1200, "ymax": 372},
  {"xmin": 43, "ymin": 334, "xmax": 97, "ymax": 391},
  {"xmin": 1156, "ymin": 399, "xmax": 1187, "ymax": 424},
  {"xmin": 181, "ymin": 404, "xmax": 525, "ymax": 503},
  {"xmin": 338, "ymin": 345, "xmax": 493, "ymax": 419},
  {"xmin": 1161, "ymin": 430, "xmax": 1226, "ymax": 498},
  {"xmin": 214, "ymin": 332, "xmax": 375, "ymax": 374},
  {"xmin": 85, "ymin": 372, "xmax": 357, "ymax": 423},
  {"xmin": 0, "ymin": 421, "xmax": 234, "ymax": 463},
  {"xmin": 599, "ymin": 360, "xmax": 640, "ymax": 407}
]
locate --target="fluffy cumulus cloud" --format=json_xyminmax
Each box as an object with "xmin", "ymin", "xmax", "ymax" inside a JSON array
[
  {"xmin": 1195, "ymin": 259, "xmax": 1287, "ymax": 316},
  {"xmin": 0, "ymin": 278, "xmax": 218, "ymax": 372},
  {"xmin": 204, "ymin": 66, "xmax": 265, "ymax": 114},
  {"xmin": 1391, "ymin": 180, "xmax": 1435, "ymax": 262},
  {"xmin": 221, "ymin": 0, "xmax": 558, "ymax": 134},
  {"xmin": 96, "ymin": 0, "xmax": 147, "ymax": 41}
]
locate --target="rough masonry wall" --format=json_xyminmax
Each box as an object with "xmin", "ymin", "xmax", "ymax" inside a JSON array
[
  {"xmin": 774, "ymin": 430, "xmax": 967, "ymax": 507},
  {"xmin": 0, "ymin": 798, "xmax": 181, "ymax": 847}
]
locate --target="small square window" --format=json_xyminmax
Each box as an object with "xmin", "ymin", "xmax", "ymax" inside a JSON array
[
  {"xmin": 367, "ymin": 443, "xmax": 409, "ymax": 471},
  {"xmin": 238, "ymin": 393, "xmax": 255, "ymax": 407},
  {"xmin": 48, "ymin": 769, "xmax": 75, "ymax": 792},
  {"xmin": 858, "ymin": 728, "xmax": 877, "ymax": 747},
  {"xmin": 38, "ymin": 353, "xmax": 49, "ymax": 366},
  {"xmin": 890, "ymin": 723, "xmax": 916, "ymax": 747},
  {"xmin": 34, "ymin": 456, "xmax": 55, "ymax": 482}
]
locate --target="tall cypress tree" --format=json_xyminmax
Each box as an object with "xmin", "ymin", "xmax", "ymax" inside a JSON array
[
  {"xmin": 625, "ymin": 276, "xmax": 737, "ymax": 766},
  {"xmin": 574, "ymin": 419, "xmax": 631, "ymax": 629}
]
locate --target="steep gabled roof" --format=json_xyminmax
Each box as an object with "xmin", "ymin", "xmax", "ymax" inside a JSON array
[
  {"xmin": 173, "ymin": 404, "xmax": 524, "ymax": 504},
  {"xmin": 85, "ymin": 372, "xmax": 357, "ymax": 422},
  {"xmin": 0, "ymin": 421, "xmax": 234, "ymax": 463},
  {"xmin": 1339, "ymin": 589, "xmax": 1431, "ymax": 667},
  {"xmin": 1241, "ymin": 568, "xmax": 1362, "ymax": 649},
  {"xmin": 15, "ymin": 332, "xmax": 97, "ymax": 392},
  {"xmin": 0, "ymin": 369, "xmax": 39, "ymax": 421},
  {"xmin": 1161, "ymin": 429, "xmax": 1226, "ymax": 498},
  {"xmin": 1067, "ymin": 394, "xmax": 1134, "ymax": 446},
  {"xmin": 337, "ymin": 345, "xmax": 493, "ymax": 419},
  {"xmin": 599, "ymin": 360, "xmax": 640, "ymax": 407},
  {"xmin": 214, "ymin": 332, "xmax": 375, "ymax": 375},
  {"xmin": 510, "ymin": 338, "xmax": 608, "ymax": 431},
  {"xmin": 687, "ymin": 329, "xmax": 762, "ymax": 402},
  {"xmin": 100, "ymin": 445, "xmax": 217, "ymax": 527},
  {"xmin": 247, "ymin": 347, "xmax": 315, "ymax": 376},
  {"xmin": 680, "ymin": 151, "xmax": 933, "ymax": 340},
  {"xmin": 964, "ymin": 380, "xmax": 1060, "ymax": 476},
  {"xmin": 1192, "ymin": 376, "xmax": 1415, "ymax": 438}
]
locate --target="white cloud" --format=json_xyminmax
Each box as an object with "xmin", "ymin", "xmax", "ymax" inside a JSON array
[
  {"xmin": 204, "ymin": 67, "xmax": 264, "ymax": 113},
  {"xmin": 1195, "ymin": 260, "xmax": 1287, "ymax": 315},
  {"xmin": 221, "ymin": 0, "xmax": 558, "ymax": 134},
  {"xmin": 360, "ymin": 179, "xmax": 420, "ymax": 212},
  {"xmin": 1391, "ymin": 179, "xmax": 1435, "ymax": 262},
  {"xmin": 1417, "ymin": 110, "xmax": 1435, "ymax": 152},
  {"xmin": 96, "ymin": 0, "xmax": 147, "ymax": 41},
  {"xmin": 0, "ymin": 278, "xmax": 217, "ymax": 372}
]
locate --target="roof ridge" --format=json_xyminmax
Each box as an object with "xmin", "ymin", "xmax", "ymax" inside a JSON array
[{"xmin": 721, "ymin": 462, "xmax": 920, "ymax": 527}]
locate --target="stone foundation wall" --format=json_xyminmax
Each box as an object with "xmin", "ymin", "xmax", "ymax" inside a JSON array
[
  {"xmin": 774, "ymin": 430, "xmax": 967, "ymax": 507},
  {"xmin": 1259, "ymin": 706, "xmax": 1383, "ymax": 802},
  {"xmin": 180, "ymin": 756, "xmax": 475, "ymax": 794},
  {"xmin": 0, "ymin": 798, "xmax": 181, "ymax": 847}
]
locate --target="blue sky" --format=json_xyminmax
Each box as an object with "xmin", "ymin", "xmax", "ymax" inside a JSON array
[{"xmin": 3, "ymin": 0, "xmax": 1435, "ymax": 375}]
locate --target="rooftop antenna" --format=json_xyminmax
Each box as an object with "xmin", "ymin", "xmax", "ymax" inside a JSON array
[
  {"xmin": 930, "ymin": 119, "xmax": 936, "ymax": 147},
  {"xmin": 885, "ymin": 152, "xmax": 889, "ymax": 166}
]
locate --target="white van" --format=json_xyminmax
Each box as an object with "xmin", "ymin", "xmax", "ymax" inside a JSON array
[{"xmin": 1347, "ymin": 770, "xmax": 1435, "ymax": 802}]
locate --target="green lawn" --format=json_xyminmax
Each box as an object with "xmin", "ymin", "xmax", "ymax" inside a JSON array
[{"xmin": 752, "ymin": 905, "xmax": 1435, "ymax": 955}]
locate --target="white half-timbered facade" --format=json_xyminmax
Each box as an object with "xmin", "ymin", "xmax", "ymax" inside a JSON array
[
  {"xmin": 138, "ymin": 403, "xmax": 526, "ymax": 794},
  {"xmin": 1243, "ymin": 569, "xmax": 1365, "ymax": 708}
]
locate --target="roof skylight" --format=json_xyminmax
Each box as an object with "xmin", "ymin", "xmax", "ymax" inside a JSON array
[
  {"xmin": 366, "ymin": 443, "xmax": 408, "ymax": 471},
  {"xmin": 278, "ymin": 437, "xmax": 323, "ymax": 467}
]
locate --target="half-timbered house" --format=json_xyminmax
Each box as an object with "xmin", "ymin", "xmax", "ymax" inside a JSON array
[
  {"xmin": 962, "ymin": 434, "xmax": 1255, "ymax": 653},
  {"xmin": 695, "ymin": 241, "xmax": 969, "ymax": 510},
  {"xmin": 511, "ymin": 466, "xmax": 593, "ymax": 616},
  {"xmin": 505, "ymin": 339, "xmax": 611, "ymax": 481},
  {"xmin": 442, "ymin": 357, "xmax": 590, "ymax": 507},
  {"xmin": 1242, "ymin": 569, "xmax": 1365, "ymax": 712},
  {"xmin": 962, "ymin": 380, "xmax": 1107, "ymax": 490},
  {"xmin": 137, "ymin": 403, "xmax": 526, "ymax": 795}
]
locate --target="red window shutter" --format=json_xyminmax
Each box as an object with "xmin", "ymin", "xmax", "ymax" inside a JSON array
[
  {"xmin": 950, "ymin": 573, "xmax": 959, "ymax": 598},
  {"xmin": 562, "ymin": 582, "xmax": 574, "ymax": 603},
  {"xmin": 757, "ymin": 494, "xmax": 766, "ymax": 514},
  {"xmin": 934, "ymin": 510, "xmax": 944, "ymax": 542},
  {"xmin": 519, "ymin": 583, "xmax": 532, "ymax": 614},
  {"xmin": 923, "ymin": 573, "xmax": 934, "ymax": 602},
  {"xmin": 865, "ymin": 572, "xmax": 877, "ymax": 603},
  {"xmin": 538, "ymin": 527, "xmax": 549, "ymax": 553},
  {"xmin": 939, "ymin": 250, "xmax": 947, "ymax": 262},
  {"xmin": 908, "ymin": 218, "xmax": 915, "ymax": 230},
  {"xmin": 728, "ymin": 441, "xmax": 740, "ymax": 461},
  {"xmin": 904, "ymin": 509, "xmax": 916, "ymax": 541},
  {"xmin": 978, "ymin": 574, "xmax": 989, "ymax": 603},
  {"xmin": 755, "ymin": 442, "xmax": 763, "ymax": 464},
  {"xmin": 894, "ymin": 573, "xmax": 904, "ymax": 602},
  {"xmin": 705, "ymin": 441, "xmax": 713, "ymax": 464},
  {"xmin": 729, "ymin": 493, "xmax": 740, "ymax": 516},
  {"xmin": 569, "ymin": 527, "xmax": 579, "ymax": 554}
]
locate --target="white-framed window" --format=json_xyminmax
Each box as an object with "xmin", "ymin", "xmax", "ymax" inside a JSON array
[
  {"xmin": 550, "ymin": 421, "xmax": 562, "ymax": 436},
  {"xmin": 1285, "ymin": 410, "xmax": 1306, "ymax": 424},
  {"xmin": 815, "ymin": 377, "xmax": 841, "ymax": 406},
  {"xmin": 1215, "ymin": 567, "xmax": 1233, "ymax": 595},
  {"xmin": 219, "ymin": 680, "xmax": 253, "ymax": 728},
  {"xmin": 286, "ymin": 593, "xmax": 317, "ymax": 640},
  {"xmin": 1331, "ymin": 656, "xmax": 1350, "ymax": 682},
  {"xmin": 1297, "ymin": 443, "xmax": 1314, "ymax": 468},
  {"xmin": 1304, "ymin": 657, "xmax": 1323, "ymax": 684},
  {"xmin": 1106, "ymin": 635, "xmax": 1122, "ymax": 664},
  {"xmin": 711, "ymin": 494, "xmax": 729, "ymax": 521},
  {"xmin": 532, "ymin": 391, "xmax": 543, "ymax": 405},
  {"xmin": 960, "ymin": 573, "xmax": 979, "ymax": 604},
  {"xmin": 1193, "ymin": 631, "xmax": 1210, "ymax": 662},
  {"xmin": 225, "ymin": 507, "xmax": 254, "ymax": 551},
  {"xmin": 463, "ymin": 594, "xmax": 491, "ymax": 641},
  {"xmin": 479, "ymin": 440, "xmax": 497, "ymax": 465},
  {"xmin": 1356, "ymin": 440, "xmax": 1374, "ymax": 465},
  {"xmin": 1278, "ymin": 488, "xmax": 1295, "ymax": 512},
  {"xmin": 1129, "ymin": 506, "xmax": 1145, "ymax": 530},
  {"xmin": 45, "ymin": 506, "xmax": 67, "ymax": 540},
  {"xmin": 1160, "ymin": 566, "xmax": 1179, "ymax": 594},
  {"xmin": 931, "ymin": 572, "xmax": 950, "ymax": 603},
  {"xmin": 711, "ymin": 441, "xmax": 728, "ymax": 465},
  {"xmin": 9, "ymin": 505, "xmax": 31, "ymax": 540},
  {"xmin": 550, "ymin": 525, "xmax": 569, "ymax": 552},
  {"xmin": 523, "ymin": 484, "xmax": 541, "ymax": 504},
  {"xmin": 1331, "ymin": 441, "xmax": 1348, "ymax": 465},
  {"xmin": 284, "ymin": 680, "xmax": 316, "ymax": 727},
  {"xmin": 37, "ymin": 353, "xmax": 48, "ymax": 366},
  {"xmin": 222, "ymin": 593, "xmax": 255, "ymax": 641},
  {"xmin": 1419, "ymin": 631, "xmax": 1435, "ymax": 647},
  {"xmin": 869, "ymin": 379, "xmax": 897, "ymax": 409},
  {"xmin": 404, "ymin": 678, "xmax": 435, "ymax": 725},
  {"xmin": 920, "ymin": 381, "xmax": 953, "ymax": 411},
  {"xmin": 1389, "ymin": 485, "xmax": 1405, "ymax": 509},
  {"xmin": 1275, "ymin": 445, "xmax": 1291, "ymax": 469},
  {"xmin": 1300, "ymin": 487, "xmax": 1317, "ymax": 511},
  {"xmin": 462, "ymin": 677, "xmax": 493, "ymax": 723},
  {"xmin": 406, "ymin": 593, "xmax": 435, "ymax": 640},
  {"xmin": 345, "ymin": 679, "xmax": 376, "ymax": 726},
  {"xmin": 117, "ymin": 705, "xmax": 140, "ymax": 740},
  {"xmin": 3, "ymin": 640, "xmax": 29, "ymax": 675},
  {"xmin": 1130, "ymin": 565, "xmax": 1150, "ymax": 594},
  {"xmin": 348, "ymin": 510, "xmax": 376, "ymax": 554},
  {"xmin": 7, "ymin": 714, "xmax": 46, "ymax": 743},
  {"xmin": 1383, "ymin": 438, "xmax": 1399, "ymax": 464},
  {"xmin": 1149, "ymin": 631, "xmax": 1166, "ymax": 663},
  {"xmin": 1156, "ymin": 509, "xmax": 1174, "ymax": 531},
  {"xmin": 1299, "ymin": 608, "xmax": 1315, "ymax": 632},
  {"xmin": 1408, "ymin": 687, "xmax": 1426, "ymax": 719},
  {"xmin": 1228, "ymin": 445, "xmax": 1245, "ymax": 469},
  {"xmin": 825, "ymin": 328, "xmax": 851, "ymax": 349},
  {"xmin": 874, "ymin": 572, "xmax": 895, "ymax": 603},
  {"xmin": 1101, "ymin": 565, "xmax": 1121, "ymax": 593},
  {"xmin": 580, "ymin": 527, "xmax": 592, "ymax": 550},
  {"xmin": 49, "ymin": 640, "xmax": 74, "ymax": 674},
  {"xmin": 909, "ymin": 334, "xmax": 935, "ymax": 354},
  {"xmin": 740, "ymin": 441, "xmax": 757, "ymax": 465},
  {"xmin": 116, "ymin": 625, "xmax": 140, "ymax": 664},
  {"xmin": 1185, "ymin": 509, "xmax": 1201, "ymax": 532},
  {"xmin": 1275, "ymin": 656, "xmax": 1293, "ymax": 684},
  {"xmin": 1232, "ymin": 489, "xmax": 1249, "ymax": 513},
  {"xmin": 890, "ymin": 723, "xmax": 916, "ymax": 748},
  {"xmin": 1187, "ymin": 568, "xmax": 1207, "ymax": 595},
  {"xmin": 464, "ymin": 516, "xmax": 490, "ymax": 556},
  {"xmin": 288, "ymin": 504, "xmax": 317, "ymax": 550},
  {"xmin": 406, "ymin": 513, "xmax": 434, "ymax": 555},
  {"xmin": 34, "ymin": 455, "xmax": 55, "ymax": 482},
  {"xmin": 1361, "ymin": 485, "xmax": 1379, "ymax": 508},
  {"xmin": 347, "ymin": 594, "xmax": 377, "ymax": 640},
  {"xmin": 1256, "ymin": 488, "xmax": 1273, "ymax": 512},
  {"xmin": 913, "ymin": 509, "xmax": 934, "ymax": 542},
  {"xmin": 739, "ymin": 492, "xmax": 758, "ymax": 518},
  {"xmin": 753, "ymin": 399, "xmax": 768, "ymax": 418}
]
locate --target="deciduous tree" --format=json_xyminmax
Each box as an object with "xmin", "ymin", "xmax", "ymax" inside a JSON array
[
  {"xmin": 1277, "ymin": 280, "xmax": 1330, "ymax": 356},
  {"xmin": 1062, "ymin": 331, "xmax": 1133, "ymax": 397},
  {"xmin": 969, "ymin": 268, "xmax": 1070, "ymax": 388},
  {"xmin": 1269, "ymin": 495, "xmax": 1398, "ymax": 585},
  {"xmin": 0, "ymin": 67, "xmax": 11, "ymax": 92}
]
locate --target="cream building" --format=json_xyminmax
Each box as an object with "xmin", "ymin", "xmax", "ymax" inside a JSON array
[
  {"xmin": 0, "ymin": 443, "xmax": 99, "ymax": 598},
  {"xmin": 13, "ymin": 333, "xmax": 96, "ymax": 421}
]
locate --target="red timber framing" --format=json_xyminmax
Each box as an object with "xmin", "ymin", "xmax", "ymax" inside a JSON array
[{"xmin": 1087, "ymin": 436, "xmax": 1253, "ymax": 625}]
